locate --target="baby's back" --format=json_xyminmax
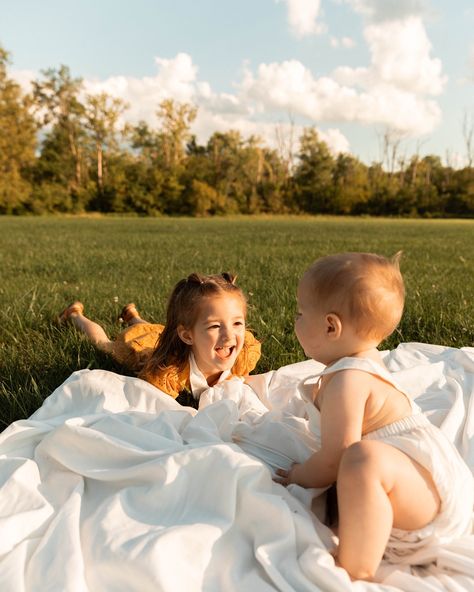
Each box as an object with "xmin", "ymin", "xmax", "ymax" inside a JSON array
[{"xmin": 362, "ymin": 374, "xmax": 412, "ymax": 434}]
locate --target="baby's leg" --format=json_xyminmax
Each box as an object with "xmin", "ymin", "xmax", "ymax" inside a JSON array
[
  {"xmin": 336, "ymin": 440, "xmax": 440, "ymax": 581},
  {"xmin": 59, "ymin": 302, "xmax": 113, "ymax": 353}
]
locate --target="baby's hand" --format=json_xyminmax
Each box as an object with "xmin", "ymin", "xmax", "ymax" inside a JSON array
[{"xmin": 274, "ymin": 464, "xmax": 300, "ymax": 486}]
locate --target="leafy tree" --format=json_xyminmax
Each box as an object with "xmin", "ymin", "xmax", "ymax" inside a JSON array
[
  {"xmin": 205, "ymin": 132, "xmax": 264, "ymax": 213},
  {"xmin": 187, "ymin": 179, "xmax": 226, "ymax": 216},
  {"xmin": 32, "ymin": 65, "xmax": 86, "ymax": 192},
  {"xmin": 255, "ymin": 146, "xmax": 289, "ymax": 213},
  {"xmin": 0, "ymin": 46, "xmax": 37, "ymax": 213},
  {"xmin": 238, "ymin": 135, "xmax": 274, "ymax": 214},
  {"xmin": 403, "ymin": 156, "xmax": 443, "ymax": 216},
  {"xmin": 84, "ymin": 92, "xmax": 128, "ymax": 193},
  {"xmin": 444, "ymin": 167, "xmax": 474, "ymax": 217},
  {"xmin": 332, "ymin": 154, "xmax": 369, "ymax": 214},
  {"xmin": 130, "ymin": 121, "xmax": 159, "ymax": 162},
  {"xmin": 128, "ymin": 101, "xmax": 197, "ymax": 214},
  {"xmin": 366, "ymin": 163, "xmax": 400, "ymax": 215},
  {"xmin": 181, "ymin": 132, "xmax": 288, "ymax": 214},
  {"xmin": 293, "ymin": 128, "xmax": 335, "ymax": 213},
  {"xmin": 156, "ymin": 99, "xmax": 197, "ymax": 170},
  {"xmin": 204, "ymin": 131, "xmax": 251, "ymax": 212},
  {"xmin": 1, "ymin": 52, "xmax": 474, "ymax": 218},
  {"xmin": 28, "ymin": 181, "xmax": 75, "ymax": 214}
]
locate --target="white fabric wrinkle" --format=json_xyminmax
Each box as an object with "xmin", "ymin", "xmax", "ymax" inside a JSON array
[{"xmin": 0, "ymin": 343, "xmax": 473, "ymax": 591}]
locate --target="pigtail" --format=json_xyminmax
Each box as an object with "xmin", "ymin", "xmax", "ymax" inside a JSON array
[
  {"xmin": 221, "ymin": 272, "xmax": 237, "ymax": 285},
  {"xmin": 186, "ymin": 273, "xmax": 205, "ymax": 285}
]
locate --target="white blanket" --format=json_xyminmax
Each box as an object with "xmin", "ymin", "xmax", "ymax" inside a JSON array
[{"xmin": 0, "ymin": 343, "xmax": 473, "ymax": 591}]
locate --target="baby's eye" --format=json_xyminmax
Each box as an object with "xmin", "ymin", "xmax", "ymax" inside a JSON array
[
  {"xmin": 208, "ymin": 324, "xmax": 220, "ymax": 330},
  {"xmin": 234, "ymin": 321, "xmax": 244, "ymax": 326}
]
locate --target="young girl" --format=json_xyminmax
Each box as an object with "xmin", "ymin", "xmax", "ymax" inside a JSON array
[
  {"xmin": 58, "ymin": 273, "xmax": 261, "ymax": 408},
  {"xmin": 276, "ymin": 253, "xmax": 473, "ymax": 581}
]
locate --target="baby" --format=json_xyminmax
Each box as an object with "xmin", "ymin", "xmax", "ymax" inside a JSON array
[{"xmin": 276, "ymin": 252, "xmax": 473, "ymax": 580}]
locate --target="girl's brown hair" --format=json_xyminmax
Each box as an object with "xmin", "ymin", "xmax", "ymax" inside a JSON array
[{"xmin": 141, "ymin": 272, "xmax": 246, "ymax": 380}]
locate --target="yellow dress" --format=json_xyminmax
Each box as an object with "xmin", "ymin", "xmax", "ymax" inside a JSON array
[{"xmin": 110, "ymin": 323, "xmax": 261, "ymax": 399}]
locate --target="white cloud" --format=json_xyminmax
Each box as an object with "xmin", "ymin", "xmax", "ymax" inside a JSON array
[
  {"xmin": 9, "ymin": 68, "xmax": 36, "ymax": 93},
  {"xmin": 239, "ymin": 11, "xmax": 445, "ymax": 137},
  {"xmin": 12, "ymin": 8, "xmax": 445, "ymax": 156},
  {"xmin": 341, "ymin": 36, "xmax": 356, "ymax": 48},
  {"xmin": 330, "ymin": 36, "xmax": 356, "ymax": 49},
  {"xmin": 193, "ymin": 112, "xmax": 349, "ymax": 157},
  {"xmin": 333, "ymin": 17, "xmax": 445, "ymax": 95},
  {"xmin": 240, "ymin": 57, "xmax": 441, "ymax": 135},
  {"xmin": 280, "ymin": 0, "xmax": 325, "ymax": 37},
  {"xmin": 469, "ymin": 44, "xmax": 474, "ymax": 81},
  {"xmin": 81, "ymin": 54, "xmax": 257, "ymax": 131},
  {"xmin": 343, "ymin": 0, "xmax": 426, "ymax": 23},
  {"xmin": 318, "ymin": 128, "xmax": 351, "ymax": 153},
  {"xmin": 364, "ymin": 17, "xmax": 445, "ymax": 95},
  {"xmin": 82, "ymin": 52, "xmax": 198, "ymax": 123},
  {"xmin": 12, "ymin": 53, "xmax": 348, "ymax": 155}
]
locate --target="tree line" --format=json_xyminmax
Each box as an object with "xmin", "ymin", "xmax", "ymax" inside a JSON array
[{"xmin": 1, "ymin": 46, "xmax": 473, "ymax": 217}]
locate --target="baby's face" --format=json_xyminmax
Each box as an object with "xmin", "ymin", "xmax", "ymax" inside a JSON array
[{"xmin": 294, "ymin": 277, "xmax": 329, "ymax": 363}]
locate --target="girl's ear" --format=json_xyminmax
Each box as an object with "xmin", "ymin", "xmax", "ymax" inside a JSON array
[
  {"xmin": 177, "ymin": 325, "xmax": 193, "ymax": 345},
  {"xmin": 325, "ymin": 313, "xmax": 342, "ymax": 339}
]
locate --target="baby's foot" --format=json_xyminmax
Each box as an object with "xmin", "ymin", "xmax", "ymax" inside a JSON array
[{"xmin": 58, "ymin": 301, "xmax": 84, "ymax": 325}]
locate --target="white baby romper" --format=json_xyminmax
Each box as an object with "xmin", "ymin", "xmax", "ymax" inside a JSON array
[{"xmin": 300, "ymin": 356, "xmax": 474, "ymax": 564}]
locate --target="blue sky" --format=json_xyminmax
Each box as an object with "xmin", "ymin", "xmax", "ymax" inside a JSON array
[{"xmin": 2, "ymin": 0, "xmax": 473, "ymax": 165}]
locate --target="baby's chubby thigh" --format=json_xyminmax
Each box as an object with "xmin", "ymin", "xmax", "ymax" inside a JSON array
[{"xmin": 338, "ymin": 440, "xmax": 440, "ymax": 531}]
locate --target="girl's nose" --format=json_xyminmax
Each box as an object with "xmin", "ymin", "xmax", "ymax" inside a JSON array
[{"xmin": 219, "ymin": 325, "xmax": 232, "ymax": 342}]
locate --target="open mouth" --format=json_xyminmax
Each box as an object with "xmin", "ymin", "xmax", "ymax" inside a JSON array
[{"xmin": 215, "ymin": 346, "xmax": 235, "ymax": 360}]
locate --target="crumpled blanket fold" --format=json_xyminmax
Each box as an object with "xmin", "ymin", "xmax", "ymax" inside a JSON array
[{"xmin": 0, "ymin": 342, "xmax": 472, "ymax": 591}]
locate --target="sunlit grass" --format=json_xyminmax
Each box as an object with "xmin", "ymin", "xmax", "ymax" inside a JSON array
[{"xmin": 1, "ymin": 216, "xmax": 473, "ymax": 428}]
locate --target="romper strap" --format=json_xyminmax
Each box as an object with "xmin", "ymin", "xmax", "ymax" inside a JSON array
[{"xmin": 316, "ymin": 356, "xmax": 418, "ymax": 413}]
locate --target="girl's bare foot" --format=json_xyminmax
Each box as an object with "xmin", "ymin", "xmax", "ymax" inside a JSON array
[
  {"xmin": 119, "ymin": 303, "xmax": 140, "ymax": 324},
  {"xmin": 58, "ymin": 301, "xmax": 84, "ymax": 325}
]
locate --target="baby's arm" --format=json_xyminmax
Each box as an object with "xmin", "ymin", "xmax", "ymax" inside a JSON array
[{"xmin": 276, "ymin": 370, "xmax": 370, "ymax": 488}]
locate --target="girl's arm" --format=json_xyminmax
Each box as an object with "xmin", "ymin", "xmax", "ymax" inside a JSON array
[{"xmin": 276, "ymin": 370, "xmax": 370, "ymax": 488}]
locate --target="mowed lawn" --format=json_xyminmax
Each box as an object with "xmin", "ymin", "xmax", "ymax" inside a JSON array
[{"xmin": 1, "ymin": 215, "xmax": 473, "ymax": 428}]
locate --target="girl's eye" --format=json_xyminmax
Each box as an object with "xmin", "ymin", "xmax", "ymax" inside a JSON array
[{"xmin": 234, "ymin": 321, "xmax": 244, "ymax": 326}]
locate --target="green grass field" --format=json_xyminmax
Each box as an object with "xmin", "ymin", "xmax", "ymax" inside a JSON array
[{"xmin": 1, "ymin": 216, "xmax": 473, "ymax": 429}]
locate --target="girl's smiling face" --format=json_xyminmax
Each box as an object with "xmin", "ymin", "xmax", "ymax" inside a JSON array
[{"xmin": 178, "ymin": 294, "xmax": 246, "ymax": 384}]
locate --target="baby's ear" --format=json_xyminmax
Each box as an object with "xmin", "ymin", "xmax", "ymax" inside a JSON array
[
  {"xmin": 177, "ymin": 325, "xmax": 193, "ymax": 345},
  {"xmin": 325, "ymin": 313, "xmax": 342, "ymax": 339}
]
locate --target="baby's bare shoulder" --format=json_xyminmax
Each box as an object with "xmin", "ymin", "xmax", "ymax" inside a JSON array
[
  {"xmin": 320, "ymin": 369, "xmax": 373, "ymax": 405},
  {"xmin": 325, "ymin": 367, "xmax": 375, "ymax": 388}
]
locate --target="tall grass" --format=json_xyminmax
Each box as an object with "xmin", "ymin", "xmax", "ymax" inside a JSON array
[{"xmin": 1, "ymin": 216, "xmax": 473, "ymax": 428}]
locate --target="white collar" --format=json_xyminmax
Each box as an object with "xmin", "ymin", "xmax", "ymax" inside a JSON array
[{"xmin": 188, "ymin": 352, "xmax": 231, "ymax": 399}]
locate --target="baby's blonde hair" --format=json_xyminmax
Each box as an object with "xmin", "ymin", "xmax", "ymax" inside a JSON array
[{"xmin": 303, "ymin": 252, "xmax": 405, "ymax": 342}]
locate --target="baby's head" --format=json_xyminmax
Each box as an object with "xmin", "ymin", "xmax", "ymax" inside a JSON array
[
  {"xmin": 296, "ymin": 252, "xmax": 404, "ymax": 362},
  {"xmin": 151, "ymin": 272, "xmax": 247, "ymax": 381}
]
